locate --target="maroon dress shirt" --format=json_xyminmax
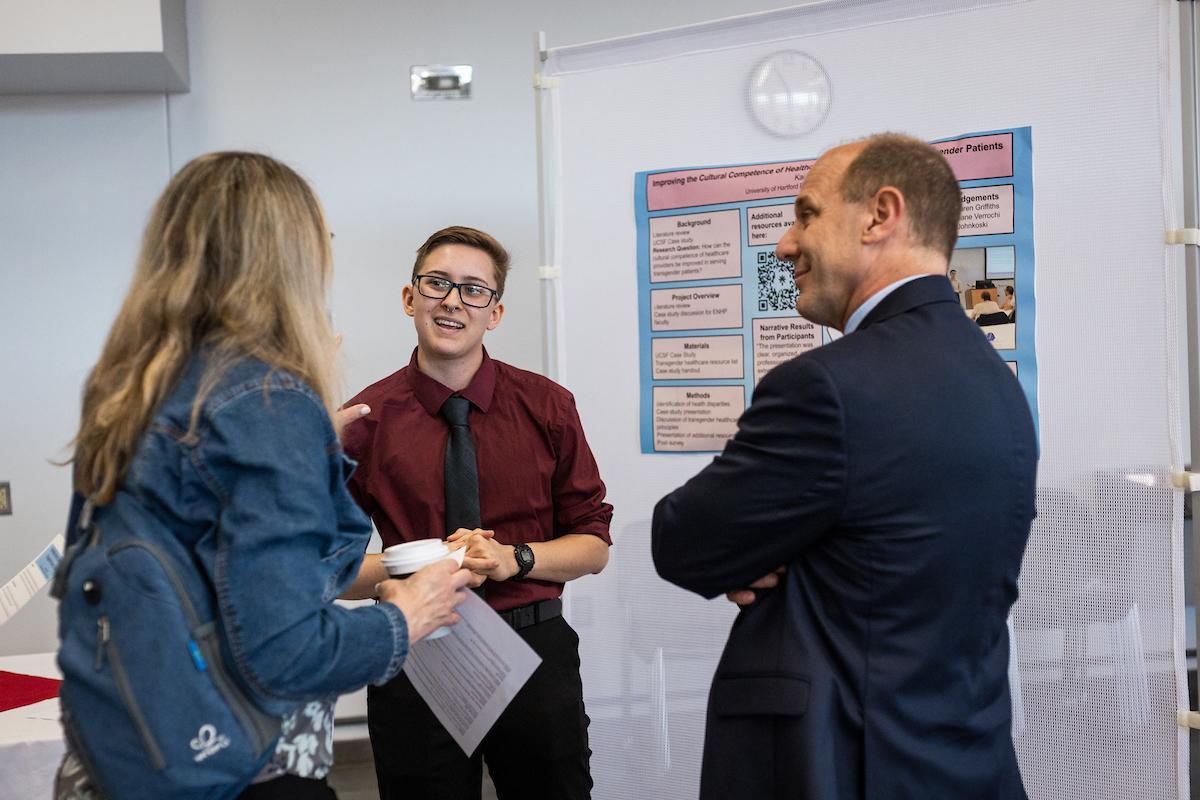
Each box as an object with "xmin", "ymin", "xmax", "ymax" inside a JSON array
[{"xmin": 342, "ymin": 349, "xmax": 613, "ymax": 612}]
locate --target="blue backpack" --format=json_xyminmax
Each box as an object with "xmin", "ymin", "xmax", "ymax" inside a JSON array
[{"xmin": 53, "ymin": 496, "xmax": 282, "ymax": 800}]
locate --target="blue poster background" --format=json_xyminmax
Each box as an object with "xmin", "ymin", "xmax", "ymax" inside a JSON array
[{"xmin": 635, "ymin": 127, "xmax": 1036, "ymax": 453}]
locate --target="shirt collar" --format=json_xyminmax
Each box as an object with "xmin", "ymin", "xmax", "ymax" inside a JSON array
[
  {"xmin": 405, "ymin": 347, "xmax": 496, "ymax": 417},
  {"xmin": 842, "ymin": 274, "xmax": 927, "ymax": 335}
]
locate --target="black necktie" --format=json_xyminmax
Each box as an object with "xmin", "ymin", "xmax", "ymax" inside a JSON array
[{"xmin": 441, "ymin": 396, "xmax": 485, "ymax": 597}]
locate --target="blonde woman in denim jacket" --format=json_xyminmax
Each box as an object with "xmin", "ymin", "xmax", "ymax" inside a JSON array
[{"xmin": 55, "ymin": 152, "xmax": 469, "ymax": 800}]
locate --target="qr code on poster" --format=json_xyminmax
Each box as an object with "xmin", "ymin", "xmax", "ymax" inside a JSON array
[{"xmin": 757, "ymin": 251, "xmax": 798, "ymax": 312}]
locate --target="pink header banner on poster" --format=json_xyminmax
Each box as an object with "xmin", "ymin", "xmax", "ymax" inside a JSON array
[
  {"xmin": 644, "ymin": 133, "xmax": 1014, "ymax": 213},
  {"xmin": 934, "ymin": 133, "xmax": 1014, "ymax": 181},
  {"xmin": 646, "ymin": 160, "xmax": 815, "ymax": 212}
]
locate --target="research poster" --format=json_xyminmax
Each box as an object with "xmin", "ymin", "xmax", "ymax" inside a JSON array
[{"xmin": 635, "ymin": 127, "xmax": 1036, "ymax": 453}]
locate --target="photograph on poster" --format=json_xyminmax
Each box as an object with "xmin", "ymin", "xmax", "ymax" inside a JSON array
[{"xmin": 949, "ymin": 245, "xmax": 1016, "ymax": 351}]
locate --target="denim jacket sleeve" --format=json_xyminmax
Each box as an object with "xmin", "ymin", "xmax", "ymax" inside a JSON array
[{"xmin": 195, "ymin": 380, "xmax": 407, "ymax": 708}]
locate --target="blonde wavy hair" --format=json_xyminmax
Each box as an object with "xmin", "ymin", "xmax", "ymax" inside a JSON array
[{"xmin": 73, "ymin": 152, "xmax": 339, "ymax": 504}]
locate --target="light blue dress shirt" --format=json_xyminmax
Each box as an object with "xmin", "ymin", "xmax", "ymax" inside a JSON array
[{"xmin": 842, "ymin": 274, "xmax": 930, "ymax": 335}]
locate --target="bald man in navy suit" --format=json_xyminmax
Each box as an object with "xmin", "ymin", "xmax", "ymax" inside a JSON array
[{"xmin": 652, "ymin": 134, "xmax": 1035, "ymax": 800}]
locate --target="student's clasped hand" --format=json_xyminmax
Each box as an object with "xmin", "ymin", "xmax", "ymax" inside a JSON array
[
  {"xmin": 377, "ymin": 560, "xmax": 471, "ymax": 642},
  {"xmin": 447, "ymin": 527, "xmax": 511, "ymax": 585}
]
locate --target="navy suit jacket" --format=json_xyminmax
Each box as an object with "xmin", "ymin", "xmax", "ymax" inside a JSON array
[{"xmin": 652, "ymin": 276, "xmax": 1036, "ymax": 799}]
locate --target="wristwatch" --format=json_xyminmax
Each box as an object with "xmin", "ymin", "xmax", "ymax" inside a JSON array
[{"xmin": 512, "ymin": 543, "xmax": 535, "ymax": 579}]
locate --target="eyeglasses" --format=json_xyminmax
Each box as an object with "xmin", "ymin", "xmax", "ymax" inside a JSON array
[{"xmin": 413, "ymin": 275, "xmax": 498, "ymax": 308}]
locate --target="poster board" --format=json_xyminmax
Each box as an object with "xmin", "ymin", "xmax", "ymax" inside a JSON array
[
  {"xmin": 634, "ymin": 127, "xmax": 1037, "ymax": 453},
  {"xmin": 542, "ymin": 1, "xmax": 1183, "ymax": 798}
]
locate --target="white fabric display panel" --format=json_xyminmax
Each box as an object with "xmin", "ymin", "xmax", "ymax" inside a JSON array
[{"xmin": 542, "ymin": 1, "xmax": 1184, "ymax": 799}]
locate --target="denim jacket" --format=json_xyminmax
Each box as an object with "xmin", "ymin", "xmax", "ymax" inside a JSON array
[{"xmin": 64, "ymin": 354, "xmax": 407, "ymax": 715}]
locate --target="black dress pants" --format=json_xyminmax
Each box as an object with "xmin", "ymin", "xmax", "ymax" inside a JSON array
[
  {"xmin": 367, "ymin": 615, "xmax": 593, "ymax": 800},
  {"xmin": 236, "ymin": 775, "xmax": 338, "ymax": 800}
]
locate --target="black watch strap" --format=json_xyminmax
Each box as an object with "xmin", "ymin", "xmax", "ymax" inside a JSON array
[{"xmin": 512, "ymin": 543, "xmax": 535, "ymax": 579}]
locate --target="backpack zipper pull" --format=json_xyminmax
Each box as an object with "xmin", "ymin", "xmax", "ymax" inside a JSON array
[
  {"xmin": 94, "ymin": 616, "xmax": 109, "ymax": 671},
  {"xmin": 188, "ymin": 640, "xmax": 207, "ymax": 672}
]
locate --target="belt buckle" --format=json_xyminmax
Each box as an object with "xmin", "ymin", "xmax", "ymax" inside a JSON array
[{"xmin": 517, "ymin": 604, "xmax": 535, "ymax": 628}]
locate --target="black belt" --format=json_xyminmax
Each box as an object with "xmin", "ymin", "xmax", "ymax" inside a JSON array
[{"xmin": 497, "ymin": 598, "xmax": 561, "ymax": 630}]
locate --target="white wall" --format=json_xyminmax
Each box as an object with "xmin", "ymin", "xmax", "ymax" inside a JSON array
[
  {"xmin": 0, "ymin": 0, "xmax": 163, "ymax": 54},
  {"xmin": 0, "ymin": 94, "xmax": 169, "ymax": 655},
  {"xmin": 0, "ymin": 0, "xmax": 788, "ymax": 655}
]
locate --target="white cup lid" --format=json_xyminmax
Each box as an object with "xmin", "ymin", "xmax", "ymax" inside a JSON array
[{"xmin": 380, "ymin": 538, "xmax": 462, "ymax": 575}]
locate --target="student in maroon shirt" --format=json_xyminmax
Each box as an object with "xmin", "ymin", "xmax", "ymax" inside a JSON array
[{"xmin": 339, "ymin": 226, "xmax": 613, "ymax": 800}]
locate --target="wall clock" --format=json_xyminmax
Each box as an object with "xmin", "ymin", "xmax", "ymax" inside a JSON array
[{"xmin": 748, "ymin": 51, "xmax": 832, "ymax": 138}]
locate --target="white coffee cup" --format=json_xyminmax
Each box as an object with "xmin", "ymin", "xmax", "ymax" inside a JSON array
[{"xmin": 379, "ymin": 539, "xmax": 467, "ymax": 640}]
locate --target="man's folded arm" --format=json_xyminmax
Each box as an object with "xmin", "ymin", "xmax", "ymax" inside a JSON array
[{"xmin": 651, "ymin": 357, "xmax": 847, "ymax": 599}]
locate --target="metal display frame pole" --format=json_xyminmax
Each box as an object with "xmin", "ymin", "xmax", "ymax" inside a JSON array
[
  {"xmin": 533, "ymin": 31, "xmax": 571, "ymax": 622},
  {"xmin": 533, "ymin": 31, "xmax": 563, "ymax": 383},
  {"xmin": 1180, "ymin": 1, "xmax": 1200, "ymax": 692}
]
